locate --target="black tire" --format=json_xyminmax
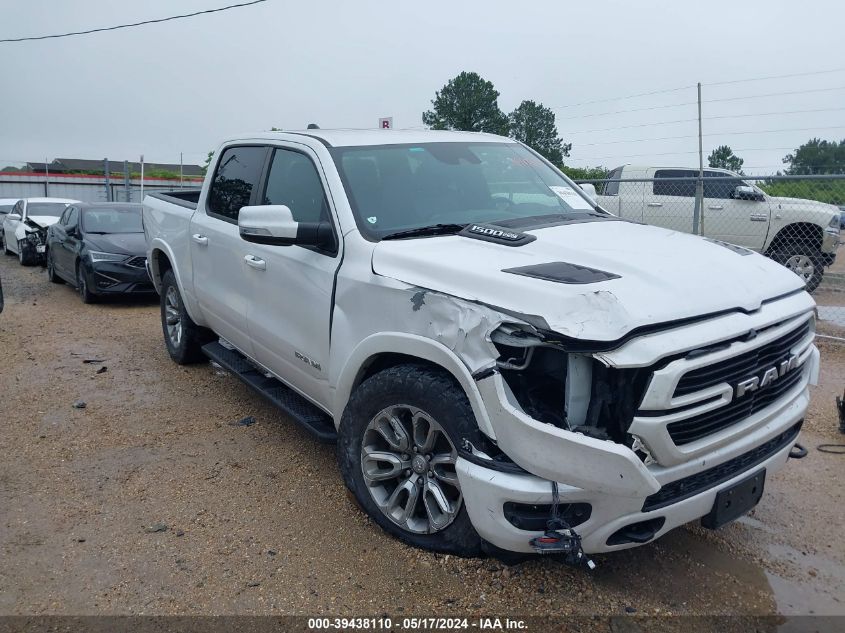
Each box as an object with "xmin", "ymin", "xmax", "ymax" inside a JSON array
[
  {"xmin": 337, "ymin": 364, "xmax": 484, "ymax": 557},
  {"xmin": 76, "ymin": 264, "xmax": 97, "ymax": 304},
  {"xmin": 18, "ymin": 240, "xmax": 36, "ymax": 266},
  {"xmin": 771, "ymin": 243, "xmax": 824, "ymax": 293},
  {"xmin": 46, "ymin": 250, "xmax": 64, "ymax": 284},
  {"xmin": 160, "ymin": 269, "xmax": 210, "ymax": 364}
]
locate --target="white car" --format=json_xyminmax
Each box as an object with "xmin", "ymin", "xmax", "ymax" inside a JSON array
[
  {"xmin": 0, "ymin": 198, "xmax": 19, "ymax": 241},
  {"xmin": 2, "ymin": 197, "xmax": 78, "ymax": 266},
  {"xmin": 596, "ymin": 166, "xmax": 841, "ymax": 292},
  {"xmin": 143, "ymin": 130, "xmax": 818, "ymax": 562}
]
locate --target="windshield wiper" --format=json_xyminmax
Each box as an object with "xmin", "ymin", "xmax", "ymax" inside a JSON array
[{"xmin": 380, "ymin": 223, "xmax": 467, "ymax": 240}]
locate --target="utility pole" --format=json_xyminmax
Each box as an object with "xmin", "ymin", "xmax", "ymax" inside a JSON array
[
  {"xmin": 104, "ymin": 158, "xmax": 111, "ymax": 202},
  {"xmin": 692, "ymin": 82, "xmax": 704, "ymax": 235}
]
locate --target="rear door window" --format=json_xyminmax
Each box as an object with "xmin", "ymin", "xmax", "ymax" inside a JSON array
[
  {"xmin": 653, "ymin": 169, "xmax": 697, "ymax": 197},
  {"xmin": 207, "ymin": 146, "xmax": 268, "ymax": 221},
  {"xmin": 604, "ymin": 167, "xmax": 623, "ymax": 196}
]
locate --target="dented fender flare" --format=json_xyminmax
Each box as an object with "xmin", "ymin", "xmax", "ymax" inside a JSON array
[{"xmin": 332, "ymin": 332, "xmax": 496, "ymax": 438}]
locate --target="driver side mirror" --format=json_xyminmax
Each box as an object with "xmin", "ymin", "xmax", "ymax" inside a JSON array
[
  {"xmin": 238, "ymin": 205, "xmax": 334, "ymax": 250},
  {"xmin": 7, "ymin": 213, "xmax": 21, "ymax": 221},
  {"xmin": 731, "ymin": 185, "xmax": 765, "ymax": 202}
]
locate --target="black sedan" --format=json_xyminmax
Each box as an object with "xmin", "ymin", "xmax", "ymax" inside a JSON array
[{"xmin": 45, "ymin": 203, "xmax": 154, "ymax": 303}]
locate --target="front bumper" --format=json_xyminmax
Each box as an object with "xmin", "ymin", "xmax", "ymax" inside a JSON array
[
  {"xmin": 458, "ymin": 293, "xmax": 819, "ymax": 555},
  {"xmin": 84, "ymin": 260, "xmax": 156, "ymax": 295},
  {"xmin": 822, "ymin": 227, "xmax": 840, "ymax": 256},
  {"xmin": 458, "ymin": 384, "xmax": 809, "ymax": 554}
]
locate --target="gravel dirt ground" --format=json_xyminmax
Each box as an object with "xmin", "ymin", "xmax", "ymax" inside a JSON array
[{"xmin": 1, "ymin": 255, "xmax": 844, "ymax": 629}]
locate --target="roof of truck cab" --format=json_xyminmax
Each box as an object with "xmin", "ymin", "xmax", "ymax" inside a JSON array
[{"xmin": 235, "ymin": 129, "xmax": 514, "ymax": 148}]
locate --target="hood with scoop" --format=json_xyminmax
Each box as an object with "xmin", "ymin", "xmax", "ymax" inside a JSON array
[{"xmin": 371, "ymin": 220, "xmax": 806, "ymax": 343}]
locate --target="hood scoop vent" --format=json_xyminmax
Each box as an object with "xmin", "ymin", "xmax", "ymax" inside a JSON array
[
  {"xmin": 458, "ymin": 223, "xmax": 536, "ymax": 247},
  {"xmin": 503, "ymin": 261, "xmax": 620, "ymax": 285}
]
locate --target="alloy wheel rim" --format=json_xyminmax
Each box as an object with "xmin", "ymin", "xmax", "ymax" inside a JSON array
[
  {"xmin": 784, "ymin": 254, "xmax": 814, "ymax": 282},
  {"xmin": 164, "ymin": 286, "xmax": 183, "ymax": 347},
  {"xmin": 361, "ymin": 404, "xmax": 461, "ymax": 534}
]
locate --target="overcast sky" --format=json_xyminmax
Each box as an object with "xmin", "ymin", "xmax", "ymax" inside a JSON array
[{"xmin": 1, "ymin": 0, "xmax": 842, "ymax": 174}]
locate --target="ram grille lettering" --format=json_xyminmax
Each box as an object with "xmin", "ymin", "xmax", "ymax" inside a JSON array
[{"xmin": 734, "ymin": 354, "xmax": 800, "ymax": 398}]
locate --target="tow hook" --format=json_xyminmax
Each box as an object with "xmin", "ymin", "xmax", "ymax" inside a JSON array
[
  {"xmin": 789, "ymin": 443, "xmax": 808, "ymax": 459},
  {"xmin": 529, "ymin": 482, "xmax": 596, "ymax": 570}
]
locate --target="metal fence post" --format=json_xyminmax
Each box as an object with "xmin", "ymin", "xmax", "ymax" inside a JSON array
[
  {"xmin": 692, "ymin": 82, "xmax": 704, "ymax": 235},
  {"xmin": 104, "ymin": 158, "xmax": 111, "ymax": 202},
  {"xmin": 44, "ymin": 158, "xmax": 49, "ymax": 197},
  {"xmin": 123, "ymin": 160, "xmax": 130, "ymax": 202}
]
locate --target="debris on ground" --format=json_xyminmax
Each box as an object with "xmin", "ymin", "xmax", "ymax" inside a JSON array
[
  {"xmin": 96, "ymin": 366, "xmax": 108, "ymax": 374},
  {"xmin": 229, "ymin": 416, "xmax": 256, "ymax": 427},
  {"xmin": 82, "ymin": 359, "xmax": 106, "ymax": 364},
  {"xmin": 145, "ymin": 523, "xmax": 168, "ymax": 533},
  {"xmin": 71, "ymin": 400, "xmax": 86, "ymax": 409}
]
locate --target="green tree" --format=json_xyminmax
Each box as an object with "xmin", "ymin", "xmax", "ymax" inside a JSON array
[
  {"xmin": 708, "ymin": 145, "xmax": 744, "ymax": 174},
  {"xmin": 559, "ymin": 165, "xmax": 608, "ymax": 181},
  {"xmin": 782, "ymin": 138, "xmax": 845, "ymax": 175},
  {"xmin": 422, "ymin": 71, "xmax": 509, "ymax": 135},
  {"xmin": 202, "ymin": 151, "xmax": 214, "ymax": 176},
  {"xmin": 508, "ymin": 100, "xmax": 571, "ymax": 165}
]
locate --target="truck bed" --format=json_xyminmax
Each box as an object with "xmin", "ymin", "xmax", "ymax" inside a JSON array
[{"xmin": 147, "ymin": 189, "xmax": 201, "ymax": 210}]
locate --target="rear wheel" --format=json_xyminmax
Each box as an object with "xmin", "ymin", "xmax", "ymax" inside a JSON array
[
  {"xmin": 337, "ymin": 364, "xmax": 483, "ymax": 556},
  {"xmin": 771, "ymin": 243, "xmax": 824, "ymax": 293},
  {"xmin": 46, "ymin": 250, "xmax": 64, "ymax": 284},
  {"xmin": 160, "ymin": 269, "xmax": 210, "ymax": 364}
]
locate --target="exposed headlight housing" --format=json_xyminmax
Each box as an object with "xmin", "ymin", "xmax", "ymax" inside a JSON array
[
  {"xmin": 830, "ymin": 214, "xmax": 841, "ymax": 229},
  {"xmin": 88, "ymin": 251, "xmax": 128, "ymax": 263}
]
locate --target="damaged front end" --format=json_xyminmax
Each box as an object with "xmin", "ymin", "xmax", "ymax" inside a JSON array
[
  {"xmin": 489, "ymin": 323, "xmax": 651, "ymax": 451},
  {"xmin": 22, "ymin": 219, "xmax": 49, "ymax": 263}
]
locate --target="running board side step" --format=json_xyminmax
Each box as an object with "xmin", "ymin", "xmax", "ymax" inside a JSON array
[{"xmin": 202, "ymin": 341, "xmax": 337, "ymax": 443}]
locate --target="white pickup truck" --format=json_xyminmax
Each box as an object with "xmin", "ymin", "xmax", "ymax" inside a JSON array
[
  {"xmin": 143, "ymin": 130, "xmax": 819, "ymax": 563},
  {"xmin": 595, "ymin": 165, "xmax": 841, "ymax": 292}
]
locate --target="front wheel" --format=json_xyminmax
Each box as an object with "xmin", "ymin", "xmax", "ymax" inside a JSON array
[
  {"xmin": 337, "ymin": 364, "xmax": 483, "ymax": 556},
  {"xmin": 771, "ymin": 244, "xmax": 824, "ymax": 293},
  {"xmin": 18, "ymin": 240, "xmax": 36, "ymax": 266},
  {"xmin": 160, "ymin": 269, "xmax": 210, "ymax": 364},
  {"xmin": 2, "ymin": 233, "xmax": 12, "ymax": 256},
  {"xmin": 76, "ymin": 265, "xmax": 97, "ymax": 303}
]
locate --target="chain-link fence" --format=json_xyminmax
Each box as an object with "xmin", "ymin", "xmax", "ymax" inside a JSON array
[{"xmin": 577, "ymin": 172, "xmax": 845, "ymax": 340}]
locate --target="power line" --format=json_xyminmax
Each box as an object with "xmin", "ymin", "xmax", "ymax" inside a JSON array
[
  {"xmin": 705, "ymin": 67, "xmax": 845, "ymax": 88},
  {"xmin": 558, "ymin": 85, "xmax": 845, "ymax": 121},
  {"xmin": 568, "ymin": 147, "xmax": 797, "ymax": 161},
  {"xmin": 551, "ymin": 85, "xmax": 695, "ymax": 110},
  {"xmin": 562, "ymin": 107, "xmax": 845, "ymax": 135},
  {"xmin": 705, "ymin": 85, "xmax": 845, "ymax": 105},
  {"xmin": 0, "ymin": 0, "xmax": 268, "ymax": 43},
  {"xmin": 575, "ymin": 125, "xmax": 845, "ymax": 147}
]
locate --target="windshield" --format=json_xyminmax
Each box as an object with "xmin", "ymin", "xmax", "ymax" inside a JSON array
[
  {"xmin": 0, "ymin": 204, "xmax": 13, "ymax": 214},
  {"xmin": 26, "ymin": 202, "xmax": 67, "ymax": 217},
  {"xmin": 81, "ymin": 206, "xmax": 143, "ymax": 233},
  {"xmin": 330, "ymin": 142, "xmax": 600, "ymax": 239}
]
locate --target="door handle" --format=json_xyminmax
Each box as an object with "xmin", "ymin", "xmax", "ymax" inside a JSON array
[
  {"xmin": 708, "ymin": 205, "xmax": 724, "ymax": 210},
  {"xmin": 647, "ymin": 202, "xmax": 663, "ymax": 207},
  {"xmin": 750, "ymin": 214, "xmax": 768, "ymax": 222},
  {"xmin": 191, "ymin": 234, "xmax": 208, "ymax": 246},
  {"xmin": 244, "ymin": 255, "xmax": 266, "ymax": 270}
]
